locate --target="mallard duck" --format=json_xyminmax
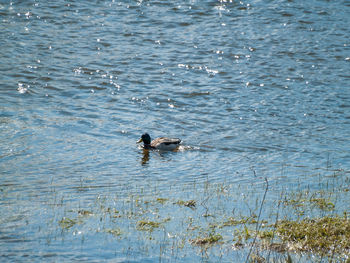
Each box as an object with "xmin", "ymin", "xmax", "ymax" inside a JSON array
[{"xmin": 137, "ymin": 133, "xmax": 181, "ymax": 151}]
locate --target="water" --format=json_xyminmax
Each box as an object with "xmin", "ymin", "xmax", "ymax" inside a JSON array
[{"xmin": 1, "ymin": 0, "xmax": 349, "ymax": 262}]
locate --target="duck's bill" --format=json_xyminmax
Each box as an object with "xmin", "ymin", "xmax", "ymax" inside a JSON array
[{"xmin": 137, "ymin": 138, "xmax": 143, "ymax": 143}]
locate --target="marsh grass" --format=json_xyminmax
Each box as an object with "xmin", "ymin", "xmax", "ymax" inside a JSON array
[
  {"xmin": 283, "ymin": 190, "xmax": 335, "ymax": 212},
  {"xmin": 221, "ymin": 215, "xmax": 259, "ymax": 227},
  {"xmin": 59, "ymin": 217, "xmax": 79, "ymax": 229},
  {"xmin": 190, "ymin": 231, "xmax": 223, "ymax": 246},
  {"xmin": 264, "ymin": 216, "xmax": 350, "ymax": 255},
  {"xmin": 56, "ymin": 168, "xmax": 350, "ymax": 262},
  {"xmin": 156, "ymin": 198, "xmax": 168, "ymax": 205},
  {"xmin": 175, "ymin": 199, "xmax": 196, "ymax": 208},
  {"xmin": 105, "ymin": 228, "xmax": 122, "ymax": 237},
  {"xmin": 137, "ymin": 220, "xmax": 162, "ymax": 231}
]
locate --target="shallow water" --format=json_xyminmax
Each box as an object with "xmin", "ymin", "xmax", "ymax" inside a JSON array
[{"xmin": 1, "ymin": 0, "xmax": 350, "ymax": 262}]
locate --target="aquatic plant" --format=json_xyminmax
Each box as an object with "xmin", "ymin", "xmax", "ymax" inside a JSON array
[
  {"xmin": 54, "ymin": 169, "xmax": 350, "ymax": 262},
  {"xmin": 267, "ymin": 215, "xmax": 350, "ymax": 255},
  {"xmin": 156, "ymin": 197, "xmax": 168, "ymax": 204},
  {"xmin": 190, "ymin": 231, "xmax": 223, "ymax": 246},
  {"xmin": 136, "ymin": 220, "xmax": 162, "ymax": 232},
  {"xmin": 105, "ymin": 228, "xmax": 122, "ymax": 237},
  {"xmin": 59, "ymin": 217, "xmax": 79, "ymax": 229},
  {"xmin": 175, "ymin": 199, "xmax": 196, "ymax": 208}
]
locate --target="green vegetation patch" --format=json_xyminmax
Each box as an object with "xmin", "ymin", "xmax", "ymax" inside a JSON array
[
  {"xmin": 261, "ymin": 215, "xmax": 350, "ymax": 255},
  {"xmin": 78, "ymin": 210, "xmax": 93, "ymax": 216},
  {"xmin": 59, "ymin": 217, "xmax": 79, "ymax": 229},
  {"xmin": 156, "ymin": 197, "xmax": 168, "ymax": 204},
  {"xmin": 191, "ymin": 232, "xmax": 223, "ymax": 246},
  {"xmin": 221, "ymin": 216, "xmax": 258, "ymax": 227},
  {"xmin": 136, "ymin": 220, "xmax": 162, "ymax": 231},
  {"xmin": 176, "ymin": 199, "xmax": 196, "ymax": 208},
  {"xmin": 105, "ymin": 228, "xmax": 122, "ymax": 237},
  {"xmin": 309, "ymin": 198, "xmax": 335, "ymax": 211},
  {"xmin": 283, "ymin": 191, "xmax": 335, "ymax": 212}
]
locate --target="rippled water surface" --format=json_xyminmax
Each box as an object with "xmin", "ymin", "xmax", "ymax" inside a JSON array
[{"xmin": 1, "ymin": 0, "xmax": 350, "ymax": 262}]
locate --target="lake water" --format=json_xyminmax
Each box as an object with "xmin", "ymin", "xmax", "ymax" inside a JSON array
[{"xmin": 1, "ymin": 0, "xmax": 349, "ymax": 262}]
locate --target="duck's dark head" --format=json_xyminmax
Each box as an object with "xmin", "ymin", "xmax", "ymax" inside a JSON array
[{"xmin": 137, "ymin": 133, "xmax": 151, "ymax": 145}]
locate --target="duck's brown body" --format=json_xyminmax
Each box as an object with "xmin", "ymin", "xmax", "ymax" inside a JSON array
[{"xmin": 138, "ymin": 133, "xmax": 181, "ymax": 151}]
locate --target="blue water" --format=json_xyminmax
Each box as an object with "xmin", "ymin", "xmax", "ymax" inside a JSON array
[{"xmin": 1, "ymin": 0, "xmax": 349, "ymax": 262}]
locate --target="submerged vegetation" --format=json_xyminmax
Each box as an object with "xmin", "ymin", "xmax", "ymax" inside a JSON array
[{"xmin": 57, "ymin": 168, "xmax": 350, "ymax": 262}]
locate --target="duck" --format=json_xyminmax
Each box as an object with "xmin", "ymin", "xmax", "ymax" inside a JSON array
[{"xmin": 137, "ymin": 133, "xmax": 181, "ymax": 151}]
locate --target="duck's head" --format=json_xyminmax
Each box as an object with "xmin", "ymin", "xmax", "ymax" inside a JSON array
[{"xmin": 137, "ymin": 133, "xmax": 151, "ymax": 145}]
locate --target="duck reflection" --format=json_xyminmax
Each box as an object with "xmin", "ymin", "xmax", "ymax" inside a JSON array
[
  {"xmin": 141, "ymin": 149, "xmax": 150, "ymax": 165},
  {"xmin": 140, "ymin": 145, "xmax": 187, "ymax": 165}
]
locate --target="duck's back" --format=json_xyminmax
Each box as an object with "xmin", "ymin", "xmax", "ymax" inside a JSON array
[{"xmin": 151, "ymin": 137, "xmax": 181, "ymax": 150}]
